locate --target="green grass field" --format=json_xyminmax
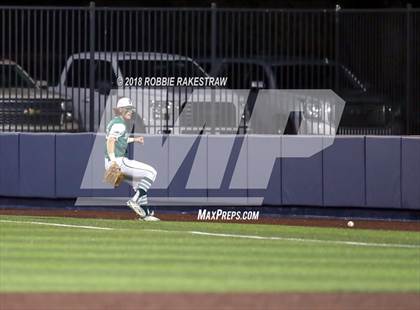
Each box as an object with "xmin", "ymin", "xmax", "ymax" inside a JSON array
[{"xmin": 0, "ymin": 215, "xmax": 419, "ymax": 293}]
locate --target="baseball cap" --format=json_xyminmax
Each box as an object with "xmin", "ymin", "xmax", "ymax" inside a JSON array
[{"xmin": 117, "ymin": 97, "xmax": 135, "ymax": 110}]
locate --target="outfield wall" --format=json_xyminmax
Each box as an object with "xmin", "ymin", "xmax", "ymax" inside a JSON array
[{"xmin": 0, "ymin": 133, "xmax": 419, "ymax": 209}]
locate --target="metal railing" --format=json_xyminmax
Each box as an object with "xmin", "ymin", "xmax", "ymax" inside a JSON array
[{"xmin": 0, "ymin": 3, "xmax": 419, "ymax": 134}]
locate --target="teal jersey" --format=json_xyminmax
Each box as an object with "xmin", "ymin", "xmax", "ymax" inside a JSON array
[{"xmin": 105, "ymin": 116, "xmax": 129, "ymax": 159}]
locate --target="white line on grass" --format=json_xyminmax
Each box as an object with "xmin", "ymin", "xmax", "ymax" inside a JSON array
[
  {"xmin": 143, "ymin": 229, "xmax": 420, "ymax": 249},
  {"xmin": 0, "ymin": 219, "xmax": 114, "ymax": 231}
]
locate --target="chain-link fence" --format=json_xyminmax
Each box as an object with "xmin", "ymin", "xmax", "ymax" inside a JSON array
[{"xmin": 0, "ymin": 4, "xmax": 419, "ymax": 134}]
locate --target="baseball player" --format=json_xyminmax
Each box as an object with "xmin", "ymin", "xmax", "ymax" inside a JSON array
[{"xmin": 105, "ymin": 97, "xmax": 159, "ymax": 221}]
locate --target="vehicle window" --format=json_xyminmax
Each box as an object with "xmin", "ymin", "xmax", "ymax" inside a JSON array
[
  {"xmin": 273, "ymin": 65, "xmax": 332, "ymax": 89},
  {"xmin": 94, "ymin": 60, "xmax": 117, "ymax": 87},
  {"xmin": 272, "ymin": 65, "xmax": 361, "ymax": 90},
  {"xmin": 0, "ymin": 64, "xmax": 35, "ymax": 88},
  {"xmin": 65, "ymin": 59, "xmax": 90, "ymax": 87},
  {"xmin": 218, "ymin": 62, "xmax": 268, "ymax": 89},
  {"xmin": 118, "ymin": 59, "xmax": 207, "ymax": 80}
]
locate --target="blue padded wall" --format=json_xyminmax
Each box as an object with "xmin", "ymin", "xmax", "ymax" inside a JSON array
[
  {"xmin": 323, "ymin": 136, "xmax": 366, "ymax": 207},
  {"xmin": 55, "ymin": 133, "xmax": 94, "ymax": 197},
  {"xmin": 0, "ymin": 132, "xmax": 418, "ymax": 211},
  {"xmin": 168, "ymin": 134, "xmax": 207, "ymax": 202},
  {"xmin": 19, "ymin": 133, "xmax": 56, "ymax": 197},
  {"xmin": 248, "ymin": 135, "xmax": 281, "ymax": 205},
  {"xmin": 401, "ymin": 137, "xmax": 420, "ymax": 209},
  {"xmin": 0, "ymin": 133, "xmax": 20, "ymax": 196},
  {"xmin": 228, "ymin": 135, "xmax": 248, "ymax": 205},
  {"xmin": 282, "ymin": 136, "xmax": 323, "ymax": 206},
  {"xmin": 366, "ymin": 136, "xmax": 401, "ymax": 208},
  {"xmin": 207, "ymin": 135, "xmax": 237, "ymax": 203}
]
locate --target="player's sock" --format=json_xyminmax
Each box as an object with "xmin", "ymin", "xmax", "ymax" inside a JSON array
[
  {"xmin": 137, "ymin": 194, "xmax": 148, "ymax": 206},
  {"xmin": 139, "ymin": 177, "xmax": 154, "ymax": 191},
  {"xmin": 132, "ymin": 188, "xmax": 146, "ymax": 202},
  {"xmin": 134, "ymin": 177, "xmax": 153, "ymax": 205}
]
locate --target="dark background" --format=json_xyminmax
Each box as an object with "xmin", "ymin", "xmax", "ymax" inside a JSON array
[
  {"xmin": 0, "ymin": 0, "xmax": 417, "ymax": 8},
  {"xmin": 1, "ymin": 0, "xmax": 419, "ymax": 134}
]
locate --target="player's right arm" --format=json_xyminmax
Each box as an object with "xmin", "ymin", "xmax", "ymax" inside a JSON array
[
  {"xmin": 106, "ymin": 122, "xmax": 126, "ymax": 166},
  {"xmin": 106, "ymin": 136, "xmax": 117, "ymax": 164}
]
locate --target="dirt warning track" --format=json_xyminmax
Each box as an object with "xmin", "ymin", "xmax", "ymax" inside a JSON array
[
  {"xmin": 1, "ymin": 293, "xmax": 419, "ymax": 310},
  {"xmin": 0, "ymin": 208, "xmax": 419, "ymax": 231}
]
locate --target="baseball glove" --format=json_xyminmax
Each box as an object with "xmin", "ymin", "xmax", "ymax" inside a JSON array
[{"xmin": 103, "ymin": 162, "xmax": 124, "ymax": 187}]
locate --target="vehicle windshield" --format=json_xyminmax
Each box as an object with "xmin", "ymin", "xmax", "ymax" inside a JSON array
[
  {"xmin": 272, "ymin": 64, "xmax": 363, "ymax": 90},
  {"xmin": 118, "ymin": 59, "xmax": 207, "ymax": 80},
  {"xmin": 0, "ymin": 64, "xmax": 36, "ymax": 88}
]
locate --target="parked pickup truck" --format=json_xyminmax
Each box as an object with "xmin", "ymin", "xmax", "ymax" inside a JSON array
[
  {"xmin": 199, "ymin": 57, "xmax": 399, "ymax": 135},
  {"xmin": 52, "ymin": 52, "xmax": 335, "ymax": 135},
  {"xmin": 0, "ymin": 60, "xmax": 76, "ymax": 132},
  {"xmin": 51, "ymin": 52, "xmax": 248, "ymax": 134}
]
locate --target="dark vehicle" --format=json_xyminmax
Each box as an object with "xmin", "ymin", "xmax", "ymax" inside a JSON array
[
  {"xmin": 199, "ymin": 57, "xmax": 400, "ymax": 135},
  {"xmin": 0, "ymin": 60, "xmax": 77, "ymax": 132},
  {"xmin": 52, "ymin": 52, "xmax": 244, "ymax": 134}
]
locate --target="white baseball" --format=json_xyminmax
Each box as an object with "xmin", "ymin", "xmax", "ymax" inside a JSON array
[{"xmin": 347, "ymin": 221, "xmax": 354, "ymax": 228}]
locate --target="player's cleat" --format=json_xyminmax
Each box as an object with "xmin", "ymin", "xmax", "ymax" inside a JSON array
[
  {"xmin": 138, "ymin": 208, "xmax": 160, "ymax": 221},
  {"xmin": 142, "ymin": 215, "xmax": 160, "ymax": 221},
  {"xmin": 126, "ymin": 199, "xmax": 146, "ymax": 218}
]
